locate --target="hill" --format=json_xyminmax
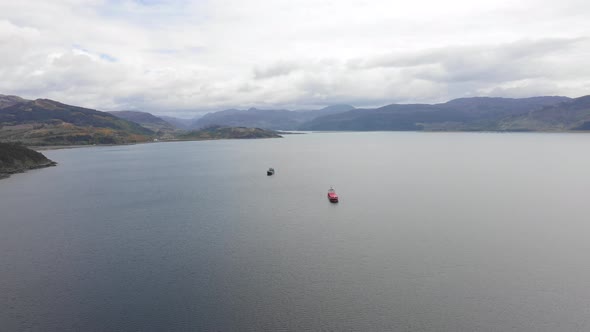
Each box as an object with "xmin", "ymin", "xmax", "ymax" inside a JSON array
[
  {"xmin": 193, "ymin": 105, "xmax": 355, "ymax": 130},
  {"xmin": 177, "ymin": 126, "xmax": 282, "ymax": 140},
  {"xmin": 109, "ymin": 111, "xmax": 176, "ymax": 134},
  {"xmin": 498, "ymin": 96, "xmax": 590, "ymax": 131},
  {"xmin": 0, "ymin": 98, "xmax": 154, "ymax": 145},
  {"xmin": 300, "ymin": 96, "xmax": 573, "ymax": 131},
  {"xmin": 0, "ymin": 142, "xmax": 56, "ymax": 179},
  {"xmin": 0, "ymin": 94, "xmax": 26, "ymax": 109},
  {"xmin": 3, "ymin": 94, "xmax": 588, "ymax": 141},
  {"xmin": 194, "ymin": 108, "xmax": 300, "ymax": 130}
]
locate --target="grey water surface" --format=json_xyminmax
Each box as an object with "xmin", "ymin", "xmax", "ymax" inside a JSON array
[{"xmin": 2, "ymin": 132, "xmax": 590, "ymax": 331}]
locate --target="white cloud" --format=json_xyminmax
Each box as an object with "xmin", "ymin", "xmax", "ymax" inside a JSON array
[{"xmin": 0, "ymin": 0, "xmax": 589, "ymax": 116}]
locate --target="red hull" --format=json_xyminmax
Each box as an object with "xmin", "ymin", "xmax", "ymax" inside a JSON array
[{"xmin": 327, "ymin": 189, "xmax": 339, "ymax": 203}]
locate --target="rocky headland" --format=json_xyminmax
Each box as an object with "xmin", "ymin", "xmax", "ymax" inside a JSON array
[{"xmin": 0, "ymin": 142, "xmax": 57, "ymax": 179}]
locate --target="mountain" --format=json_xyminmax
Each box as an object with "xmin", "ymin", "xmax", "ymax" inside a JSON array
[
  {"xmin": 498, "ymin": 96, "xmax": 590, "ymax": 131},
  {"xmin": 177, "ymin": 126, "xmax": 282, "ymax": 140},
  {"xmin": 0, "ymin": 98, "xmax": 154, "ymax": 145},
  {"xmin": 159, "ymin": 116, "xmax": 194, "ymax": 130},
  {"xmin": 300, "ymin": 96, "xmax": 573, "ymax": 131},
  {"xmin": 109, "ymin": 111, "xmax": 175, "ymax": 133},
  {"xmin": 0, "ymin": 142, "xmax": 56, "ymax": 179},
  {"xmin": 194, "ymin": 108, "xmax": 300, "ymax": 130},
  {"xmin": 0, "ymin": 94, "xmax": 27, "ymax": 109},
  {"xmin": 192, "ymin": 105, "xmax": 355, "ymax": 130},
  {"xmin": 315, "ymin": 104, "xmax": 357, "ymax": 114},
  {"xmin": 3, "ymin": 94, "xmax": 587, "ymax": 144}
]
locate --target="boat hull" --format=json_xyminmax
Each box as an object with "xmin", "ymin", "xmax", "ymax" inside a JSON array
[{"xmin": 327, "ymin": 190, "xmax": 339, "ymax": 203}]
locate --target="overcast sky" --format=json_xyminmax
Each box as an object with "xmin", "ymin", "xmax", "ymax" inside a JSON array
[{"xmin": 1, "ymin": 0, "xmax": 589, "ymax": 116}]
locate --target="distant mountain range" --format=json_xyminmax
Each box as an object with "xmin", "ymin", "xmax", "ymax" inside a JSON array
[
  {"xmin": 2, "ymin": 93, "xmax": 590, "ymax": 146},
  {"xmin": 192, "ymin": 105, "xmax": 356, "ymax": 130},
  {"xmin": 300, "ymin": 96, "xmax": 583, "ymax": 131},
  {"xmin": 184, "ymin": 96, "xmax": 590, "ymax": 131},
  {"xmin": 159, "ymin": 115, "xmax": 194, "ymax": 130}
]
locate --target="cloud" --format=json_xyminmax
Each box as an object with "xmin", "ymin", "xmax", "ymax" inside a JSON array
[
  {"xmin": 0, "ymin": 0, "xmax": 588, "ymax": 116},
  {"xmin": 254, "ymin": 61, "xmax": 301, "ymax": 79},
  {"xmin": 350, "ymin": 38, "xmax": 586, "ymax": 74}
]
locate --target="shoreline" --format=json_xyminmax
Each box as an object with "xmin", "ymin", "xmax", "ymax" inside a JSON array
[
  {"xmin": 31, "ymin": 143, "xmax": 136, "ymax": 151},
  {"xmin": 30, "ymin": 137, "xmax": 281, "ymax": 151},
  {"xmin": 0, "ymin": 160, "xmax": 57, "ymax": 179},
  {"xmin": 26, "ymin": 129, "xmax": 590, "ymax": 151}
]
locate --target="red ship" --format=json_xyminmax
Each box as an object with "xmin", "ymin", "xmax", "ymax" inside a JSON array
[{"xmin": 327, "ymin": 187, "xmax": 339, "ymax": 203}]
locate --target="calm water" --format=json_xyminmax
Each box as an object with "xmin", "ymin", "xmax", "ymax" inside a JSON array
[{"xmin": 2, "ymin": 132, "xmax": 590, "ymax": 331}]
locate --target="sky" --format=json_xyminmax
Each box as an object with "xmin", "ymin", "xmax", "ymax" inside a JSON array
[{"xmin": 0, "ymin": 0, "xmax": 589, "ymax": 117}]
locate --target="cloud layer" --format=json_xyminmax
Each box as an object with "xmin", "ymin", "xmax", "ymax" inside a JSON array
[{"xmin": 1, "ymin": 0, "xmax": 589, "ymax": 116}]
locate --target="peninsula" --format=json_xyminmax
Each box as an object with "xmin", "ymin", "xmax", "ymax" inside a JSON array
[
  {"xmin": 177, "ymin": 126, "xmax": 282, "ymax": 140},
  {"xmin": 0, "ymin": 143, "xmax": 57, "ymax": 179}
]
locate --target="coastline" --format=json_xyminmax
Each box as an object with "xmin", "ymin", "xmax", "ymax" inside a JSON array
[
  {"xmin": 30, "ymin": 134, "xmax": 285, "ymax": 151},
  {"xmin": 0, "ymin": 142, "xmax": 59, "ymax": 180},
  {"xmin": 0, "ymin": 160, "xmax": 57, "ymax": 179},
  {"xmin": 27, "ymin": 129, "xmax": 590, "ymax": 151},
  {"xmin": 31, "ymin": 143, "xmax": 136, "ymax": 151}
]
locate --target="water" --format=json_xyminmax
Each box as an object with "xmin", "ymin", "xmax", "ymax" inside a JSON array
[{"xmin": 2, "ymin": 132, "xmax": 590, "ymax": 331}]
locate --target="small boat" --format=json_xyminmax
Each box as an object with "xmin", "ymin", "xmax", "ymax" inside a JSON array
[
  {"xmin": 327, "ymin": 187, "xmax": 339, "ymax": 203},
  {"xmin": 267, "ymin": 167, "xmax": 275, "ymax": 176}
]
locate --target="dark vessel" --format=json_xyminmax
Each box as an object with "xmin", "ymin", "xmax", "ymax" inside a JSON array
[{"xmin": 267, "ymin": 167, "xmax": 275, "ymax": 176}]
